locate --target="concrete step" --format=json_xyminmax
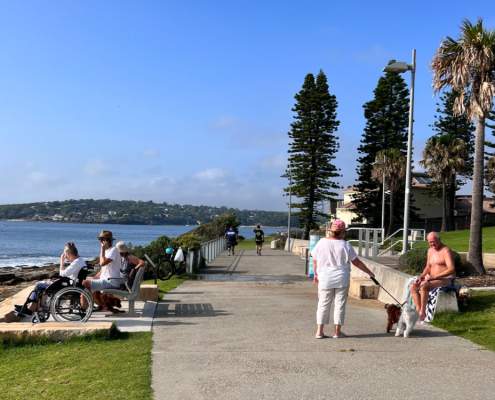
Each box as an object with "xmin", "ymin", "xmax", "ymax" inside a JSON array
[
  {"xmin": 349, "ymin": 277, "xmax": 379, "ymax": 299},
  {"xmin": 0, "ymin": 321, "xmax": 114, "ymax": 341}
]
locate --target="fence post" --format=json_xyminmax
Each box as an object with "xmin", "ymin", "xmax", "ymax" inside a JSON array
[
  {"xmin": 372, "ymin": 230, "xmax": 378, "ymax": 257},
  {"xmin": 358, "ymin": 229, "xmax": 363, "ymax": 256},
  {"xmin": 364, "ymin": 229, "xmax": 370, "ymax": 258}
]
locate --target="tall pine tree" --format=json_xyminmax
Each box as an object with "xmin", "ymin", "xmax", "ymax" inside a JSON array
[
  {"xmin": 286, "ymin": 70, "xmax": 340, "ymax": 239},
  {"xmin": 353, "ymin": 69, "xmax": 409, "ymax": 229},
  {"xmin": 431, "ymin": 89, "xmax": 475, "ymax": 230}
]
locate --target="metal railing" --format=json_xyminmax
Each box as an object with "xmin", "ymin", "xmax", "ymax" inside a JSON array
[
  {"xmin": 186, "ymin": 236, "xmax": 227, "ymax": 273},
  {"xmin": 346, "ymin": 227, "xmax": 426, "ymax": 257}
]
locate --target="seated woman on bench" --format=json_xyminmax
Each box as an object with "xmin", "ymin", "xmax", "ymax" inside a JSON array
[{"xmin": 116, "ymin": 241, "xmax": 145, "ymax": 290}]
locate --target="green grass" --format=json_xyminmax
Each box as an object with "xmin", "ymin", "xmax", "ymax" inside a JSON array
[
  {"xmin": 237, "ymin": 235, "xmax": 274, "ymax": 250},
  {"xmin": 0, "ymin": 332, "xmax": 152, "ymax": 399},
  {"xmin": 433, "ymin": 291, "xmax": 495, "ymax": 351},
  {"xmin": 415, "ymin": 226, "xmax": 495, "ymax": 253},
  {"xmin": 144, "ymin": 274, "xmax": 189, "ymax": 300}
]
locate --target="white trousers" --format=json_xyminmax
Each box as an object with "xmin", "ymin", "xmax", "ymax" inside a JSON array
[{"xmin": 316, "ymin": 287, "xmax": 349, "ymax": 326}]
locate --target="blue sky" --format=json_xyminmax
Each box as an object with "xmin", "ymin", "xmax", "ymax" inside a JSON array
[{"xmin": 0, "ymin": 1, "xmax": 493, "ymax": 210}]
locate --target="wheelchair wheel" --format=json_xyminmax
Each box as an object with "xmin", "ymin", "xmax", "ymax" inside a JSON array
[
  {"xmin": 50, "ymin": 287, "xmax": 93, "ymax": 322},
  {"xmin": 157, "ymin": 260, "xmax": 175, "ymax": 280}
]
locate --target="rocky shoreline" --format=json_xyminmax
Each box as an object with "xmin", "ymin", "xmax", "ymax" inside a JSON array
[{"xmin": 0, "ymin": 264, "xmax": 60, "ymax": 302}]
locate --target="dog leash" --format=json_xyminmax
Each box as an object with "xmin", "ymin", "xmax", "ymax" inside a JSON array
[{"xmin": 370, "ymin": 277, "xmax": 405, "ymax": 306}]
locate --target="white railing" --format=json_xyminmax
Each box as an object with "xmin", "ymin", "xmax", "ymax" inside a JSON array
[
  {"xmin": 200, "ymin": 237, "xmax": 227, "ymax": 263},
  {"xmin": 347, "ymin": 227, "xmax": 426, "ymax": 257}
]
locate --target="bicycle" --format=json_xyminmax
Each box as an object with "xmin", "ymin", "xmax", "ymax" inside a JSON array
[{"xmin": 145, "ymin": 247, "xmax": 186, "ymax": 282}]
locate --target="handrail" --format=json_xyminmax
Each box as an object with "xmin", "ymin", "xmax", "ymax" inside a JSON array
[{"xmin": 377, "ymin": 240, "xmax": 403, "ymax": 257}]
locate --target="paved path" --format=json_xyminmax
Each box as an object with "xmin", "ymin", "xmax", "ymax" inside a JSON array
[{"xmin": 152, "ymin": 249, "xmax": 495, "ymax": 400}]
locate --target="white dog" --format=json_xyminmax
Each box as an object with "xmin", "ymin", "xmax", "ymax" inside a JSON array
[
  {"xmin": 395, "ymin": 278, "xmax": 419, "ymax": 338},
  {"xmin": 394, "ymin": 302, "xmax": 419, "ymax": 338}
]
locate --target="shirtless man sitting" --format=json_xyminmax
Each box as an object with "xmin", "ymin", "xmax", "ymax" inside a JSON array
[{"xmin": 410, "ymin": 232, "xmax": 456, "ymax": 321}]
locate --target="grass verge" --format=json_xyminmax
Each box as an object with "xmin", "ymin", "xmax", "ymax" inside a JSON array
[
  {"xmin": 432, "ymin": 291, "xmax": 495, "ymax": 351},
  {"xmin": 413, "ymin": 226, "xmax": 495, "ymax": 253},
  {"xmin": 237, "ymin": 236, "xmax": 274, "ymax": 250},
  {"xmin": 0, "ymin": 331, "xmax": 152, "ymax": 399},
  {"xmin": 144, "ymin": 274, "xmax": 190, "ymax": 300}
]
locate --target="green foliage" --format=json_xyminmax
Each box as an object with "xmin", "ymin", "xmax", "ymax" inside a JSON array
[
  {"xmin": 353, "ymin": 69, "xmax": 409, "ymax": 227},
  {"xmin": 173, "ymin": 212, "xmax": 240, "ymax": 251},
  {"xmin": 0, "ymin": 199, "xmax": 292, "ymax": 226},
  {"xmin": 286, "ymin": 70, "xmax": 340, "ymax": 239},
  {"xmin": 398, "ymin": 246, "xmax": 468, "ymax": 276}
]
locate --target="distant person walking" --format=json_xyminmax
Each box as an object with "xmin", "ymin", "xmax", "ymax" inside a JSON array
[
  {"xmin": 253, "ymin": 224, "xmax": 265, "ymax": 255},
  {"xmin": 311, "ymin": 219, "xmax": 375, "ymax": 339},
  {"xmin": 225, "ymin": 225, "xmax": 238, "ymax": 256}
]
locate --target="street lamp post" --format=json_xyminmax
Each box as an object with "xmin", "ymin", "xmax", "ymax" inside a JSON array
[
  {"xmin": 287, "ymin": 167, "xmax": 292, "ymax": 252},
  {"xmin": 383, "ymin": 49, "xmax": 416, "ymax": 254}
]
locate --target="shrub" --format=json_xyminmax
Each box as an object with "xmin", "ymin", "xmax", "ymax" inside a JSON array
[{"xmin": 399, "ymin": 247, "xmax": 469, "ymax": 276}]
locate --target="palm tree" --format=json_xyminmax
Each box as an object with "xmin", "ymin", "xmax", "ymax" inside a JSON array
[
  {"xmin": 432, "ymin": 19, "xmax": 495, "ymax": 274},
  {"xmin": 372, "ymin": 148, "xmax": 406, "ymax": 235},
  {"xmin": 421, "ymin": 135, "xmax": 468, "ymax": 232}
]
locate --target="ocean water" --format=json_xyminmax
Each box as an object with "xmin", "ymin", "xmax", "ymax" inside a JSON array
[{"xmin": 0, "ymin": 221, "xmax": 283, "ymax": 268}]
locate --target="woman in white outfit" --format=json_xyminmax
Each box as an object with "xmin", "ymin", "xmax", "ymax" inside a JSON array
[{"xmin": 312, "ymin": 219, "xmax": 375, "ymax": 339}]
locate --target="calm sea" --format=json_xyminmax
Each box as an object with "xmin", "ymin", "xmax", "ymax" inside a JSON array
[{"xmin": 0, "ymin": 221, "xmax": 283, "ymax": 268}]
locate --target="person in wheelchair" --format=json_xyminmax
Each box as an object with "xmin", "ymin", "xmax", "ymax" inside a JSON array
[{"xmin": 15, "ymin": 242, "xmax": 91, "ymax": 322}]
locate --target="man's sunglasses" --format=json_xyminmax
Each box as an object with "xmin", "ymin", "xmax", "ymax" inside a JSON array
[
  {"xmin": 120, "ymin": 252, "xmax": 129, "ymax": 257},
  {"xmin": 99, "ymin": 238, "xmax": 109, "ymax": 242}
]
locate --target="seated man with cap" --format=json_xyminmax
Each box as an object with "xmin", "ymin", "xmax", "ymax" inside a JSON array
[{"xmin": 82, "ymin": 230, "xmax": 124, "ymax": 312}]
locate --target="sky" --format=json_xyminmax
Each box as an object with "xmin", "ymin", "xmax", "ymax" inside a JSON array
[{"xmin": 0, "ymin": 1, "xmax": 494, "ymax": 211}]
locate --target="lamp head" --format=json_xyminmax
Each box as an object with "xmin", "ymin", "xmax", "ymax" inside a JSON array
[{"xmin": 383, "ymin": 60, "xmax": 412, "ymax": 73}]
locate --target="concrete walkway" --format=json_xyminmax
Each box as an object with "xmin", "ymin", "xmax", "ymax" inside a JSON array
[{"xmin": 152, "ymin": 249, "xmax": 495, "ymax": 400}]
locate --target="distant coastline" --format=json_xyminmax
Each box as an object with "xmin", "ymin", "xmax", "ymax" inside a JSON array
[{"xmin": 0, "ymin": 199, "xmax": 292, "ymax": 227}]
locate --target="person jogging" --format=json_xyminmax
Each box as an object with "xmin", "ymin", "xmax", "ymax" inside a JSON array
[{"xmin": 253, "ymin": 224, "xmax": 265, "ymax": 255}]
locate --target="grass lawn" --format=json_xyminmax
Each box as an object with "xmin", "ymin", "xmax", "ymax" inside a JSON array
[
  {"xmin": 0, "ymin": 332, "xmax": 152, "ymax": 400},
  {"xmin": 412, "ymin": 226, "xmax": 495, "ymax": 253},
  {"xmin": 433, "ymin": 291, "xmax": 495, "ymax": 351},
  {"xmin": 237, "ymin": 236, "xmax": 274, "ymax": 250},
  {"xmin": 144, "ymin": 274, "xmax": 190, "ymax": 300}
]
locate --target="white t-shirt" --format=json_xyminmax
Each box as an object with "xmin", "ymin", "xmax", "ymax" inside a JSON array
[
  {"xmin": 100, "ymin": 247, "xmax": 121, "ymax": 280},
  {"xmin": 60, "ymin": 257, "xmax": 86, "ymax": 281},
  {"xmin": 311, "ymin": 238, "xmax": 357, "ymax": 289}
]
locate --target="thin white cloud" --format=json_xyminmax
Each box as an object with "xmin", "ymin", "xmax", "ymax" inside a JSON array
[
  {"xmin": 84, "ymin": 160, "xmax": 107, "ymax": 176},
  {"xmin": 194, "ymin": 168, "xmax": 227, "ymax": 181},
  {"xmin": 352, "ymin": 44, "xmax": 393, "ymax": 65},
  {"xmin": 143, "ymin": 148, "xmax": 160, "ymax": 159},
  {"xmin": 211, "ymin": 116, "xmax": 238, "ymax": 129}
]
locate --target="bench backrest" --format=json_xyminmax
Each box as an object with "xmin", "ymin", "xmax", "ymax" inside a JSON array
[{"xmin": 128, "ymin": 267, "xmax": 145, "ymax": 299}]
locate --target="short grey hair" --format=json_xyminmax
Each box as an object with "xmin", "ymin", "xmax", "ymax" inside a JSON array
[{"xmin": 427, "ymin": 231, "xmax": 440, "ymax": 240}]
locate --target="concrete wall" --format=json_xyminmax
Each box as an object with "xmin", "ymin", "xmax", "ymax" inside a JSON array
[
  {"xmin": 285, "ymin": 239, "xmax": 309, "ymax": 255},
  {"xmin": 351, "ymin": 258, "xmax": 412, "ymax": 304}
]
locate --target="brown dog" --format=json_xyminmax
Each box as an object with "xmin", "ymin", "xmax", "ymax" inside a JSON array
[
  {"xmin": 385, "ymin": 304, "xmax": 401, "ymax": 333},
  {"xmin": 102, "ymin": 294, "xmax": 122, "ymax": 310}
]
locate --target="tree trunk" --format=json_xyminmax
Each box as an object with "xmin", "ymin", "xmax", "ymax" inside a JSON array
[
  {"xmin": 441, "ymin": 180, "xmax": 447, "ymax": 232},
  {"xmin": 447, "ymin": 173, "xmax": 456, "ymax": 231},
  {"xmin": 467, "ymin": 118, "xmax": 486, "ymax": 274},
  {"xmin": 387, "ymin": 192, "xmax": 394, "ymax": 236}
]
